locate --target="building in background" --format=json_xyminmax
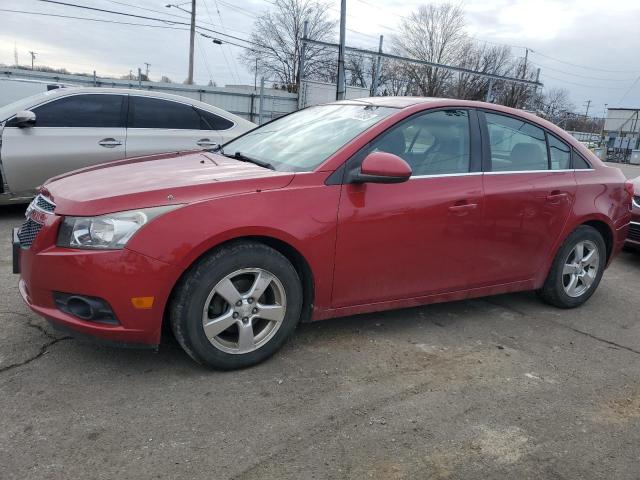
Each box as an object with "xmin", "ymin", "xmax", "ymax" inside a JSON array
[{"xmin": 602, "ymin": 107, "xmax": 640, "ymax": 163}]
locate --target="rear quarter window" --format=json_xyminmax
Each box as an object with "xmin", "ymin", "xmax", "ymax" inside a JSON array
[{"xmin": 572, "ymin": 150, "xmax": 592, "ymax": 169}]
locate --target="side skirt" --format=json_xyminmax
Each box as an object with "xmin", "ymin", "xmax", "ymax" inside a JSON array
[{"xmin": 312, "ymin": 279, "xmax": 536, "ymax": 321}]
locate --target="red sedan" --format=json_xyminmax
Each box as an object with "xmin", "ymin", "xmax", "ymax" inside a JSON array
[{"xmin": 14, "ymin": 98, "xmax": 632, "ymax": 369}]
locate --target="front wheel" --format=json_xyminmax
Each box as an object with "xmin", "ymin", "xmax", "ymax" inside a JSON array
[
  {"xmin": 537, "ymin": 225, "xmax": 606, "ymax": 308},
  {"xmin": 170, "ymin": 242, "xmax": 303, "ymax": 369}
]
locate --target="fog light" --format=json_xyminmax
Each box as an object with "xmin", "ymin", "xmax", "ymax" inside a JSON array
[
  {"xmin": 131, "ymin": 296, "xmax": 154, "ymax": 309},
  {"xmin": 53, "ymin": 292, "xmax": 118, "ymax": 324}
]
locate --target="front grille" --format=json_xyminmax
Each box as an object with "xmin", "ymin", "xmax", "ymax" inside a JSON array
[
  {"xmin": 18, "ymin": 218, "xmax": 43, "ymax": 248},
  {"xmin": 35, "ymin": 194, "xmax": 56, "ymax": 213},
  {"xmin": 629, "ymin": 223, "xmax": 640, "ymax": 242}
]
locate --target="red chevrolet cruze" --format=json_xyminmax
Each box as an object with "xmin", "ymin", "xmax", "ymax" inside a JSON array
[{"xmin": 14, "ymin": 98, "xmax": 632, "ymax": 369}]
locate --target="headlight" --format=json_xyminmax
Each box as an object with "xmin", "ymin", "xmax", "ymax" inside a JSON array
[{"xmin": 57, "ymin": 205, "xmax": 180, "ymax": 249}]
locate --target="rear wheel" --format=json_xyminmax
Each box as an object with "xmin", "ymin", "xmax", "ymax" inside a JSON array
[
  {"xmin": 538, "ymin": 225, "xmax": 606, "ymax": 308},
  {"xmin": 170, "ymin": 242, "xmax": 303, "ymax": 369}
]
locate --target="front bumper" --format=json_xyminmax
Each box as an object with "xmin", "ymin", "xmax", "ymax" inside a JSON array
[{"xmin": 17, "ymin": 225, "xmax": 182, "ymax": 346}]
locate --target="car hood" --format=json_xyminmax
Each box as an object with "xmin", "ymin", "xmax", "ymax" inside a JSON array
[{"xmin": 44, "ymin": 150, "xmax": 295, "ymax": 216}]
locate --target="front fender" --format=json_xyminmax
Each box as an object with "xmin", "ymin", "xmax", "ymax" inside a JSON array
[{"xmin": 125, "ymin": 174, "xmax": 341, "ymax": 313}]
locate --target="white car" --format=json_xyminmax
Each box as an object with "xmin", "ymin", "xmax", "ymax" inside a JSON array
[{"xmin": 0, "ymin": 87, "xmax": 255, "ymax": 203}]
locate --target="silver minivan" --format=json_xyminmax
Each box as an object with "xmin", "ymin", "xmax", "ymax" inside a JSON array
[{"xmin": 0, "ymin": 87, "xmax": 255, "ymax": 203}]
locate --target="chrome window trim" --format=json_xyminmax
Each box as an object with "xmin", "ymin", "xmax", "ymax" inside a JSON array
[
  {"xmin": 410, "ymin": 172, "xmax": 483, "ymax": 180},
  {"xmin": 485, "ymin": 169, "xmax": 594, "ymax": 175},
  {"xmin": 408, "ymin": 169, "xmax": 596, "ymax": 179}
]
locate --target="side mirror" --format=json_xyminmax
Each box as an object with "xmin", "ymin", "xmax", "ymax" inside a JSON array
[
  {"xmin": 350, "ymin": 151, "xmax": 412, "ymax": 184},
  {"xmin": 13, "ymin": 110, "xmax": 36, "ymax": 128}
]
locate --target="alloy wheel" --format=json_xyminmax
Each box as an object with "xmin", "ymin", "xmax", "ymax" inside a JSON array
[
  {"xmin": 201, "ymin": 268, "xmax": 287, "ymax": 354},
  {"xmin": 562, "ymin": 240, "xmax": 600, "ymax": 298}
]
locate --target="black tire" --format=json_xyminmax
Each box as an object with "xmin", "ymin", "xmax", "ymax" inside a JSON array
[
  {"xmin": 170, "ymin": 241, "xmax": 303, "ymax": 369},
  {"xmin": 537, "ymin": 225, "xmax": 606, "ymax": 308}
]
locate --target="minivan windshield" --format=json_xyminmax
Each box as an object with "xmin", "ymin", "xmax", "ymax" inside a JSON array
[{"xmin": 220, "ymin": 104, "xmax": 396, "ymax": 172}]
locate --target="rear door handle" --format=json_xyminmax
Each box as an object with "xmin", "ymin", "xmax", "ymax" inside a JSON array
[
  {"xmin": 98, "ymin": 138, "xmax": 122, "ymax": 148},
  {"xmin": 196, "ymin": 138, "xmax": 218, "ymax": 148}
]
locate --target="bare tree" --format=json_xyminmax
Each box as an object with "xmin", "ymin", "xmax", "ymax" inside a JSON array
[
  {"xmin": 240, "ymin": 0, "xmax": 336, "ymax": 92},
  {"xmin": 534, "ymin": 87, "xmax": 574, "ymax": 118},
  {"xmin": 392, "ymin": 3, "xmax": 467, "ymax": 97},
  {"xmin": 378, "ymin": 60, "xmax": 413, "ymax": 96},
  {"xmin": 345, "ymin": 54, "xmax": 371, "ymax": 88},
  {"xmin": 449, "ymin": 41, "xmax": 512, "ymax": 100}
]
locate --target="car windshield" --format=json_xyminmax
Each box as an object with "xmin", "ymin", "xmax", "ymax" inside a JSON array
[{"xmin": 220, "ymin": 104, "xmax": 397, "ymax": 172}]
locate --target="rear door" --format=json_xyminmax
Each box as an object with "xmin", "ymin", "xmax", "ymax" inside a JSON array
[
  {"xmin": 1, "ymin": 93, "xmax": 126, "ymax": 194},
  {"xmin": 479, "ymin": 111, "xmax": 576, "ymax": 284},
  {"xmin": 125, "ymin": 96, "xmax": 223, "ymax": 157}
]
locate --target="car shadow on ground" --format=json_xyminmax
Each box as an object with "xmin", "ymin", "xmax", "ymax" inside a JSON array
[{"xmin": 45, "ymin": 290, "xmax": 541, "ymax": 375}]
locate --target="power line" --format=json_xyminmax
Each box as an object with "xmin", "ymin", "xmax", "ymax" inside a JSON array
[
  {"xmin": 1, "ymin": 8, "xmax": 257, "ymax": 53},
  {"xmin": 618, "ymin": 76, "xmax": 640, "ymax": 105},
  {"xmin": 530, "ymin": 50, "xmax": 640, "ymax": 74},
  {"xmin": 30, "ymin": 0, "xmax": 261, "ymax": 47},
  {"xmin": 540, "ymin": 71, "xmax": 629, "ymax": 90},
  {"xmin": 530, "ymin": 61, "xmax": 638, "ymax": 82},
  {"xmin": 0, "ymin": 8, "xmax": 192, "ymax": 30}
]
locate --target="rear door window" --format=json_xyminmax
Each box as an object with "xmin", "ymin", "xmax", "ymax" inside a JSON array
[
  {"xmin": 128, "ymin": 96, "xmax": 202, "ymax": 129},
  {"xmin": 485, "ymin": 112, "xmax": 548, "ymax": 171},
  {"xmin": 19, "ymin": 94, "xmax": 125, "ymax": 128}
]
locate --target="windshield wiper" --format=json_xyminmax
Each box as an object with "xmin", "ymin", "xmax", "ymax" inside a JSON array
[{"xmin": 227, "ymin": 151, "xmax": 275, "ymax": 170}]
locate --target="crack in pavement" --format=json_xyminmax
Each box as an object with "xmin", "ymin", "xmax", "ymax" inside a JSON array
[
  {"xmin": 561, "ymin": 326, "xmax": 640, "ymax": 356},
  {"xmin": 0, "ymin": 336, "xmax": 71, "ymax": 374},
  {"xmin": 482, "ymin": 298, "xmax": 640, "ymax": 356}
]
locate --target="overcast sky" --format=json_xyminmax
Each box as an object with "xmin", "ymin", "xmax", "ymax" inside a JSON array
[{"xmin": 1, "ymin": 0, "xmax": 639, "ymax": 116}]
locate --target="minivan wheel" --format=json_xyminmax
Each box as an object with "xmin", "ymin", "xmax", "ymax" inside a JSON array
[
  {"xmin": 537, "ymin": 225, "xmax": 606, "ymax": 308},
  {"xmin": 170, "ymin": 242, "xmax": 303, "ymax": 369}
]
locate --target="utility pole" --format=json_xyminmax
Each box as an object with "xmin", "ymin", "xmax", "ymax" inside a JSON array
[
  {"xmin": 336, "ymin": 0, "xmax": 347, "ymax": 100},
  {"xmin": 254, "ymin": 57, "xmax": 258, "ymax": 91},
  {"xmin": 298, "ymin": 20, "xmax": 308, "ymax": 94},
  {"xmin": 584, "ymin": 99, "xmax": 591, "ymax": 119},
  {"xmin": 169, "ymin": 2, "xmax": 196, "ymax": 84},
  {"xmin": 258, "ymin": 77, "xmax": 265, "ymax": 125},
  {"xmin": 522, "ymin": 48, "xmax": 529, "ymax": 79},
  {"xmin": 29, "ymin": 51, "xmax": 36, "ymax": 70},
  {"xmin": 371, "ymin": 35, "xmax": 383, "ymax": 96},
  {"xmin": 188, "ymin": 0, "xmax": 196, "ymax": 84},
  {"xmin": 138, "ymin": 67, "xmax": 142, "ymax": 87},
  {"xmin": 144, "ymin": 62, "xmax": 151, "ymax": 79}
]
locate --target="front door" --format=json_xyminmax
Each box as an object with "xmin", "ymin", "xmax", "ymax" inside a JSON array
[
  {"xmin": 332, "ymin": 108, "xmax": 484, "ymax": 308},
  {"xmin": 1, "ymin": 93, "xmax": 127, "ymax": 195}
]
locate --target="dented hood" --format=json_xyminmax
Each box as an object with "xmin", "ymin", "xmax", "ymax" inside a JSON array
[{"xmin": 43, "ymin": 150, "xmax": 294, "ymax": 216}]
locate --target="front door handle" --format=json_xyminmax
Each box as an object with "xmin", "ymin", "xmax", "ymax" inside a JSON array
[
  {"xmin": 546, "ymin": 191, "xmax": 568, "ymax": 203},
  {"xmin": 98, "ymin": 138, "xmax": 122, "ymax": 148},
  {"xmin": 196, "ymin": 138, "xmax": 218, "ymax": 148},
  {"xmin": 448, "ymin": 202, "xmax": 478, "ymax": 216}
]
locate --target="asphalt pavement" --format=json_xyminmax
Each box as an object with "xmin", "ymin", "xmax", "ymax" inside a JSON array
[{"xmin": 1, "ymin": 162, "xmax": 640, "ymax": 479}]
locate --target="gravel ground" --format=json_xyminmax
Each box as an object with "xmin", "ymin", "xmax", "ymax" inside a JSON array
[{"xmin": 1, "ymin": 162, "xmax": 639, "ymax": 480}]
